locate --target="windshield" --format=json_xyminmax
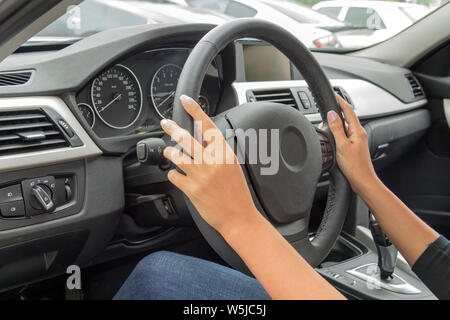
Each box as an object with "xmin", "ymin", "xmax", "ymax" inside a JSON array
[
  {"xmin": 30, "ymin": 0, "xmax": 446, "ymax": 51},
  {"xmin": 262, "ymin": 1, "xmax": 343, "ymax": 25}
]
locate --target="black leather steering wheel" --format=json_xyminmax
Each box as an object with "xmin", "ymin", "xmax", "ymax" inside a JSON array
[{"xmin": 173, "ymin": 19, "xmax": 351, "ymax": 273}]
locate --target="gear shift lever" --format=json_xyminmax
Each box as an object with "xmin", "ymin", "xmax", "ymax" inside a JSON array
[{"xmin": 369, "ymin": 213, "xmax": 398, "ymax": 279}]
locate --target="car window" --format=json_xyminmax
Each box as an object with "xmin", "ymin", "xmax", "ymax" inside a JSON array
[
  {"xmin": 398, "ymin": 6, "xmax": 430, "ymax": 22},
  {"xmin": 317, "ymin": 6, "xmax": 341, "ymax": 19},
  {"xmin": 25, "ymin": 0, "xmax": 448, "ymax": 52},
  {"xmin": 37, "ymin": 0, "xmax": 148, "ymax": 37},
  {"xmin": 344, "ymin": 7, "xmax": 386, "ymax": 29},
  {"xmin": 224, "ymin": 1, "xmax": 257, "ymax": 18}
]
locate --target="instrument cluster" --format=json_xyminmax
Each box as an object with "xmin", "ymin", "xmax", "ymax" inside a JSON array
[{"xmin": 75, "ymin": 48, "xmax": 222, "ymax": 138}]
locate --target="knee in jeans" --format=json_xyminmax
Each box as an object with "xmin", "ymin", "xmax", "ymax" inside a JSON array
[{"xmin": 133, "ymin": 251, "xmax": 176, "ymax": 279}]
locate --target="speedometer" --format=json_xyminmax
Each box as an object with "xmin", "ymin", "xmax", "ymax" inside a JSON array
[{"xmin": 91, "ymin": 64, "xmax": 142, "ymax": 129}]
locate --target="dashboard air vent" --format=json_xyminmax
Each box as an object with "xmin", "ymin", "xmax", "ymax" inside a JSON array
[
  {"xmin": 251, "ymin": 89, "xmax": 297, "ymax": 108},
  {"xmin": 0, "ymin": 109, "xmax": 69, "ymax": 155},
  {"xmin": 0, "ymin": 71, "xmax": 32, "ymax": 87},
  {"xmin": 333, "ymin": 86, "xmax": 353, "ymax": 106},
  {"xmin": 405, "ymin": 74, "xmax": 424, "ymax": 98}
]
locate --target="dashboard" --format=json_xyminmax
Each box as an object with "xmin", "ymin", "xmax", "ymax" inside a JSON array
[
  {"xmin": 68, "ymin": 36, "xmax": 428, "ymax": 141},
  {"xmin": 75, "ymin": 48, "xmax": 221, "ymax": 138},
  {"xmin": 0, "ymin": 23, "xmax": 428, "ymax": 155}
]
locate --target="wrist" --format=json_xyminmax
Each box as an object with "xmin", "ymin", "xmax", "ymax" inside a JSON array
[
  {"xmin": 352, "ymin": 172, "xmax": 383, "ymax": 198},
  {"xmin": 218, "ymin": 206, "xmax": 266, "ymax": 242}
]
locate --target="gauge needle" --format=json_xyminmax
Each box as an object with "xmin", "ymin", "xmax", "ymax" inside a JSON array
[
  {"xmin": 159, "ymin": 91, "xmax": 175, "ymax": 107},
  {"xmin": 100, "ymin": 93, "xmax": 122, "ymax": 113}
]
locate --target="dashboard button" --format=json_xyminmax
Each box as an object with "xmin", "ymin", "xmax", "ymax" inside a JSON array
[
  {"xmin": 31, "ymin": 185, "xmax": 54, "ymax": 211},
  {"xmin": 58, "ymin": 119, "xmax": 75, "ymax": 138},
  {"xmin": 22, "ymin": 176, "xmax": 57, "ymax": 216},
  {"xmin": 298, "ymin": 91, "xmax": 308, "ymax": 100},
  {"xmin": 302, "ymin": 99, "xmax": 311, "ymax": 109},
  {"xmin": 298, "ymin": 91, "xmax": 312, "ymax": 110},
  {"xmin": 0, "ymin": 200, "xmax": 25, "ymax": 218},
  {"xmin": 0, "ymin": 184, "xmax": 23, "ymax": 203},
  {"xmin": 65, "ymin": 184, "xmax": 72, "ymax": 202},
  {"xmin": 136, "ymin": 143, "xmax": 147, "ymax": 162}
]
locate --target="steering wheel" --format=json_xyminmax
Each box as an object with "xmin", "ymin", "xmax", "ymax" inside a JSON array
[{"xmin": 173, "ymin": 19, "xmax": 351, "ymax": 273}]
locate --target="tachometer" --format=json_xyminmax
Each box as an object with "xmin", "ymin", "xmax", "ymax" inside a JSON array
[
  {"xmin": 91, "ymin": 64, "xmax": 142, "ymax": 129},
  {"xmin": 150, "ymin": 64, "xmax": 211, "ymax": 119},
  {"xmin": 150, "ymin": 64, "xmax": 181, "ymax": 119}
]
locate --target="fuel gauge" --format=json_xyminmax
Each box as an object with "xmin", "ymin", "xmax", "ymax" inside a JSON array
[{"xmin": 77, "ymin": 103, "xmax": 95, "ymax": 128}]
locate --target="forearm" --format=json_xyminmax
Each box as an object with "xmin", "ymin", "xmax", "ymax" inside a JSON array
[
  {"xmin": 220, "ymin": 211, "xmax": 345, "ymax": 300},
  {"xmin": 356, "ymin": 176, "xmax": 439, "ymax": 266}
]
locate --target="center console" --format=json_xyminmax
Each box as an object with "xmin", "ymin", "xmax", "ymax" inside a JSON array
[{"xmin": 317, "ymin": 232, "xmax": 436, "ymax": 299}]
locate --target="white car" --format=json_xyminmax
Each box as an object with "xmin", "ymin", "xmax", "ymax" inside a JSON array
[
  {"xmin": 256, "ymin": 0, "xmax": 350, "ymax": 48},
  {"xmin": 313, "ymin": 0, "xmax": 431, "ymax": 48},
  {"xmin": 172, "ymin": 0, "xmax": 339, "ymax": 48}
]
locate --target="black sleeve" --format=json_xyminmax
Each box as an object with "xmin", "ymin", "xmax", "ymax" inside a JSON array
[{"xmin": 412, "ymin": 235, "xmax": 450, "ymax": 300}]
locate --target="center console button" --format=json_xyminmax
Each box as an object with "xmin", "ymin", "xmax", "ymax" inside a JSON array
[
  {"xmin": 0, "ymin": 184, "xmax": 23, "ymax": 203},
  {"xmin": 0, "ymin": 200, "xmax": 25, "ymax": 218},
  {"xmin": 22, "ymin": 176, "xmax": 57, "ymax": 216},
  {"xmin": 31, "ymin": 185, "xmax": 54, "ymax": 211}
]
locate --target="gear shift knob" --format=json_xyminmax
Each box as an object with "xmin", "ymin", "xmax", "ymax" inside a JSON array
[{"xmin": 369, "ymin": 214, "xmax": 398, "ymax": 279}]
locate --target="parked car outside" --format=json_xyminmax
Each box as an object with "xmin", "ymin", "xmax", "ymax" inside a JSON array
[
  {"xmin": 254, "ymin": 0, "xmax": 377, "ymax": 49},
  {"xmin": 161, "ymin": 0, "xmax": 344, "ymax": 48},
  {"xmin": 313, "ymin": 0, "xmax": 431, "ymax": 48}
]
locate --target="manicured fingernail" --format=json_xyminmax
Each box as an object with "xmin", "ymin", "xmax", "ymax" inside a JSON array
[
  {"xmin": 327, "ymin": 111, "xmax": 338, "ymax": 122},
  {"xmin": 180, "ymin": 95, "xmax": 191, "ymax": 104},
  {"xmin": 160, "ymin": 119, "xmax": 169, "ymax": 128}
]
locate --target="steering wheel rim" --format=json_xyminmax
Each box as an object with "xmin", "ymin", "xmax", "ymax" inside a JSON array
[{"xmin": 173, "ymin": 18, "xmax": 351, "ymax": 272}]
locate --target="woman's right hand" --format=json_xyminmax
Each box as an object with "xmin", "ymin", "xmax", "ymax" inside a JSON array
[
  {"xmin": 327, "ymin": 95, "xmax": 378, "ymax": 194},
  {"xmin": 161, "ymin": 95, "xmax": 261, "ymax": 237}
]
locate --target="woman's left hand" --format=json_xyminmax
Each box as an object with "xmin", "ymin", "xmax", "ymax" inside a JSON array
[{"xmin": 161, "ymin": 95, "xmax": 261, "ymax": 236}]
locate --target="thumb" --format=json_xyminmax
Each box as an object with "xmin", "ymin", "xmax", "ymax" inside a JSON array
[{"xmin": 327, "ymin": 111, "xmax": 347, "ymax": 145}]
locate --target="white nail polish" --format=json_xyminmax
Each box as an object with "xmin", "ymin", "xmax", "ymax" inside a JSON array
[
  {"xmin": 160, "ymin": 119, "xmax": 169, "ymax": 127},
  {"xmin": 180, "ymin": 95, "xmax": 190, "ymax": 103}
]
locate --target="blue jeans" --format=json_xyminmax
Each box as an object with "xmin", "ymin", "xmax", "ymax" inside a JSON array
[{"xmin": 114, "ymin": 251, "xmax": 270, "ymax": 300}]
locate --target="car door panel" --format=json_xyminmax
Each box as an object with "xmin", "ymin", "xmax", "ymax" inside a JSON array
[
  {"xmin": 380, "ymin": 43, "xmax": 450, "ymax": 238},
  {"xmin": 379, "ymin": 139, "xmax": 450, "ymax": 238}
]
